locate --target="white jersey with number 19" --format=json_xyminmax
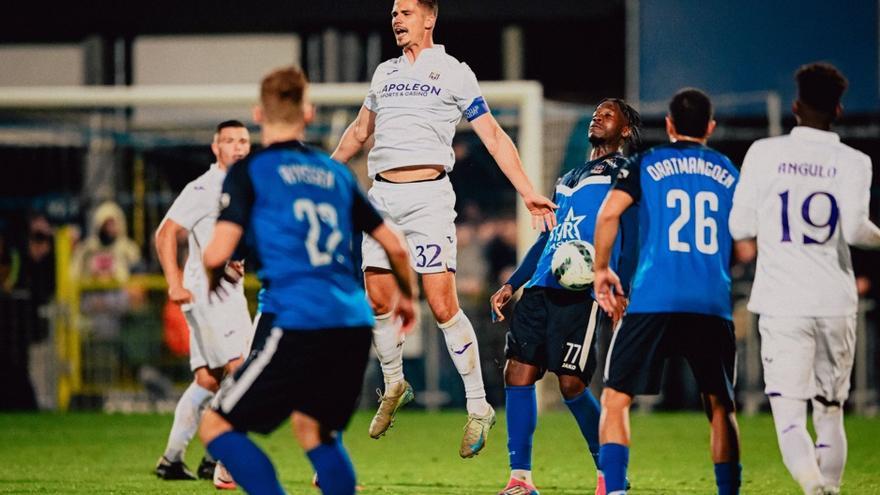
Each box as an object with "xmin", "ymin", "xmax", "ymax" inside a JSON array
[{"xmin": 730, "ymin": 126, "xmax": 880, "ymax": 317}]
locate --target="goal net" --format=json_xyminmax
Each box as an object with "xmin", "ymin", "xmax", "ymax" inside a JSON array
[{"xmin": 0, "ymin": 82, "xmax": 545, "ymax": 411}]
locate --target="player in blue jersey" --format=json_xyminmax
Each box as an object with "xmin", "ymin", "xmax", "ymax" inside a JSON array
[
  {"xmin": 489, "ymin": 99, "xmax": 641, "ymax": 495},
  {"xmin": 196, "ymin": 66, "xmax": 417, "ymax": 495},
  {"xmin": 593, "ymin": 89, "xmax": 742, "ymax": 495}
]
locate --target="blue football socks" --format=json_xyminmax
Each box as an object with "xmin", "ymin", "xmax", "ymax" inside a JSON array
[
  {"xmin": 599, "ymin": 443, "xmax": 629, "ymax": 493},
  {"xmin": 563, "ymin": 389, "xmax": 602, "ymax": 469},
  {"xmin": 207, "ymin": 431, "xmax": 285, "ymax": 495},
  {"xmin": 506, "ymin": 385, "xmax": 538, "ymax": 470},
  {"xmin": 306, "ymin": 438, "xmax": 356, "ymax": 495},
  {"xmin": 714, "ymin": 462, "xmax": 742, "ymax": 495}
]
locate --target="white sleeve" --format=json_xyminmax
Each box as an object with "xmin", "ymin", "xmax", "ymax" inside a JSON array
[
  {"xmin": 839, "ymin": 154, "xmax": 880, "ymax": 248},
  {"xmin": 164, "ymin": 183, "xmax": 211, "ymax": 231},
  {"xmin": 364, "ymin": 67, "xmax": 381, "ymax": 112},
  {"xmin": 729, "ymin": 143, "xmax": 761, "ymax": 240},
  {"xmin": 455, "ymin": 63, "xmax": 490, "ymax": 121}
]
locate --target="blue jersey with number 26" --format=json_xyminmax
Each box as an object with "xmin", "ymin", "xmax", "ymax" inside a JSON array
[
  {"xmin": 614, "ymin": 141, "xmax": 739, "ymax": 319},
  {"xmin": 219, "ymin": 140, "xmax": 382, "ymax": 330}
]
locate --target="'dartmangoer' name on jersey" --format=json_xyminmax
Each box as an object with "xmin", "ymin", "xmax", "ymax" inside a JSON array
[
  {"xmin": 364, "ymin": 45, "xmax": 489, "ymax": 178},
  {"xmin": 615, "ymin": 141, "xmax": 739, "ymax": 319}
]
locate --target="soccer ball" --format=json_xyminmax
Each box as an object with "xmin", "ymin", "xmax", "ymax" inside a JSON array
[{"xmin": 551, "ymin": 240, "xmax": 596, "ymax": 290}]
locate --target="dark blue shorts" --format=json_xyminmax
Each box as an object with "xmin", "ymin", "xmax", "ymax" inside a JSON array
[
  {"xmin": 213, "ymin": 325, "xmax": 372, "ymax": 434},
  {"xmin": 505, "ymin": 287, "xmax": 607, "ymax": 383},
  {"xmin": 604, "ymin": 312, "xmax": 736, "ymax": 403}
]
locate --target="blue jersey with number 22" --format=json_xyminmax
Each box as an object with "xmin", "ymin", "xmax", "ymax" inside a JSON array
[
  {"xmin": 219, "ymin": 140, "xmax": 382, "ymax": 330},
  {"xmin": 614, "ymin": 141, "xmax": 739, "ymax": 319}
]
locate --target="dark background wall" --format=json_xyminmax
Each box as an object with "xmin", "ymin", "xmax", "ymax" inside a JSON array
[{"xmin": 639, "ymin": 0, "xmax": 879, "ymax": 113}]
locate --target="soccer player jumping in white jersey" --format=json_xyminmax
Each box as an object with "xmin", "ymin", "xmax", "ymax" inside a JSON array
[
  {"xmin": 332, "ymin": 0, "xmax": 557, "ymax": 458},
  {"xmin": 730, "ymin": 63, "xmax": 880, "ymax": 495},
  {"xmin": 154, "ymin": 121, "xmax": 254, "ymax": 486}
]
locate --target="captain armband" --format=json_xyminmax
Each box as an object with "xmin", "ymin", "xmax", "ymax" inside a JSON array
[{"xmin": 463, "ymin": 96, "xmax": 490, "ymax": 122}]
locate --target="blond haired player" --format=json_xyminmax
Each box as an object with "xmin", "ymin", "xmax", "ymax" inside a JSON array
[{"xmin": 332, "ymin": 0, "xmax": 557, "ymax": 458}]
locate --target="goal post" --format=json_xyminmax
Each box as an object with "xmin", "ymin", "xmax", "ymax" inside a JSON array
[
  {"xmin": 0, "ymin": 81, "xmax": 544, "ymax": 256},
  {"xmin": 0, "ymin": 81, "xmax": 544, "ymax": 410}
]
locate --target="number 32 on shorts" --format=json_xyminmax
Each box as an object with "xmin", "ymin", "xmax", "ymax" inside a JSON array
[{"xmin": 414, "ymin": 243, "xmax": 443, "ymax": 268}]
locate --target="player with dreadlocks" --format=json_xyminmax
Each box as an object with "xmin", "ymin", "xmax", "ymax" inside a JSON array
[{"xmin": 489, "ymin": 98, "xmax": 641, "ymax": 495}]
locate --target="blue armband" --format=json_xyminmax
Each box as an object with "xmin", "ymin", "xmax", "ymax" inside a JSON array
[{"xmin": 463, "ymin": 97, "xmax": 490, "ymax": 122}]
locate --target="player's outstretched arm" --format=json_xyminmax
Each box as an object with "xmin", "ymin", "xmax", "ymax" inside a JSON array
[
  {"xmin": 593, "ymin": 190, "xmax": 633, "ymax": 317},
  {"xmin": 369, "ymin": 223, "xmax": 419, "ymax": 333},
  {"xmin": 331, "ymin": 105, "xmax": 377, "ymax": 164},
  {"xmin": 470, "ymin": 113, "xmax": 557, "ymax": 231},
  {"xmin": 155, "ymin": 218, "xmax": 192, "ymax": 305}
]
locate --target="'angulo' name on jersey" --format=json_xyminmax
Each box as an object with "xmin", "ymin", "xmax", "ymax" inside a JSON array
[
  {"xmin": 527, "ymin": 153, "xmax": 637, "ymax": 291},
  {"xmin": 615, "ymin": 141, "xmax": 739, "ymax": 319}
]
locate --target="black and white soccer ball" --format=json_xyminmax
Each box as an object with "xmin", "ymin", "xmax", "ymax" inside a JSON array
[{"xmin": 551, "ymin": 240, "xmax": 595, "ymax": 290}]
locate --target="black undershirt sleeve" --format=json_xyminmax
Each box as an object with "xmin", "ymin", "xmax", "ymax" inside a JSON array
[
  {"xmin": 613, "ymin": 153, "xmax": 643, "ymax": 202},
  {"xmin": 218, "ymin": 158, "xmax": 255, "ymax": 228}
]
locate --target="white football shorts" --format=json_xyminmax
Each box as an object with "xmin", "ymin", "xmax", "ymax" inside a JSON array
[
  {"xmin": 183, "ymin": 293, "xmax": 253, "ymax": 371},
  {"xmin": 361, "ymin": 175, "xmax": 457, "ymax": 274},
  {"xmin": 758, "ymin": 314, "xmax": 856, "ymax": 403}
]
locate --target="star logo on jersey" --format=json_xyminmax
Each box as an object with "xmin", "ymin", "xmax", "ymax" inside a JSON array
[
  {"xmin": 548, "ymin": 208, "xmax": 586, "ymax": 244},
  {"xmin": 429, "ymin": 71, "xmax": 440, "ymax": 80}
]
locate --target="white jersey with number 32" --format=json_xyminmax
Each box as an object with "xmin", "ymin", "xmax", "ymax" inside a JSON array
[{"xmin": 730, "ymin": 126, "xmax": 880, "ymax": 317}]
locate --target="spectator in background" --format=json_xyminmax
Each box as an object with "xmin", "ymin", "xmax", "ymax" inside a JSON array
[
  {"xmin": 70, "ymin": 201, "xmax": 143, "ymax": 385},
  {"xmin": 70, "ymin": 201, "xmax": 141, "ymax": 284},
  {"xmin": 0, "ymin": 212, "xmax": 56, "ymax": 410},
  {"xmin": 484, "ymin": 215, "xmax": 519, "ymax": 287}
]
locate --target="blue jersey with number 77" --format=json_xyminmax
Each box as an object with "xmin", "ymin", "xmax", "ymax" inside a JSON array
[
  {"xmin": 613, "ymin": 141, "xmax": 739, "ymax": 319},
  {"xmin": 219, "ymin": 140, "xmax": 382, "ymax": 330}
]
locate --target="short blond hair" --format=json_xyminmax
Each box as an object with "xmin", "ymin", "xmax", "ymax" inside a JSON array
[
  {"xmin": 418, "ymin": 0, "xmax": 438, "ymax": 15},
  {"xmin": 260, "ymin": 66, "xmax": 309, "ymax": 124}
]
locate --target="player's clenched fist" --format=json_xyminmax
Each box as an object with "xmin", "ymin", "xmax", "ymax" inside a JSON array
[
  {"xmin": 395, "ymin": 296, "xmax": 419, "ymax": 335},
  {"xmin": 168, "ymin": 285, "xmax": 194, "ymax": 305}
]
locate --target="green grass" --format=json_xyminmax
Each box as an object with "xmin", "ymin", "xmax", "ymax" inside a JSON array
[{"xmin": 0, "ymin": 411, "xmax": 878, "ymax": 494}]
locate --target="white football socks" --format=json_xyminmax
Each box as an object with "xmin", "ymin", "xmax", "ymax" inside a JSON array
[
  {"xmin": 769, "ymin": 396, "xmax": 824, "ymax": 494},
  {"xmin": 438, "ymin": 310, "xmax": 490, "ymax": 416},
  {"xmin": 163, "ymin": 382, "xmax": 214, "ymax": 462},
  {"xmin": 373, "ymin": 312, "xmax": 406, "ymax": 386},
  {"xmin": 812, "ymin": 398, "xmax": 847, "ymax": 489}
]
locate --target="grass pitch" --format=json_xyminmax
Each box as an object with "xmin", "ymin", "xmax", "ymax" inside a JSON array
[{"xmin": 0, "ymin": 411, "xmax": 878, "ymax": 494}]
